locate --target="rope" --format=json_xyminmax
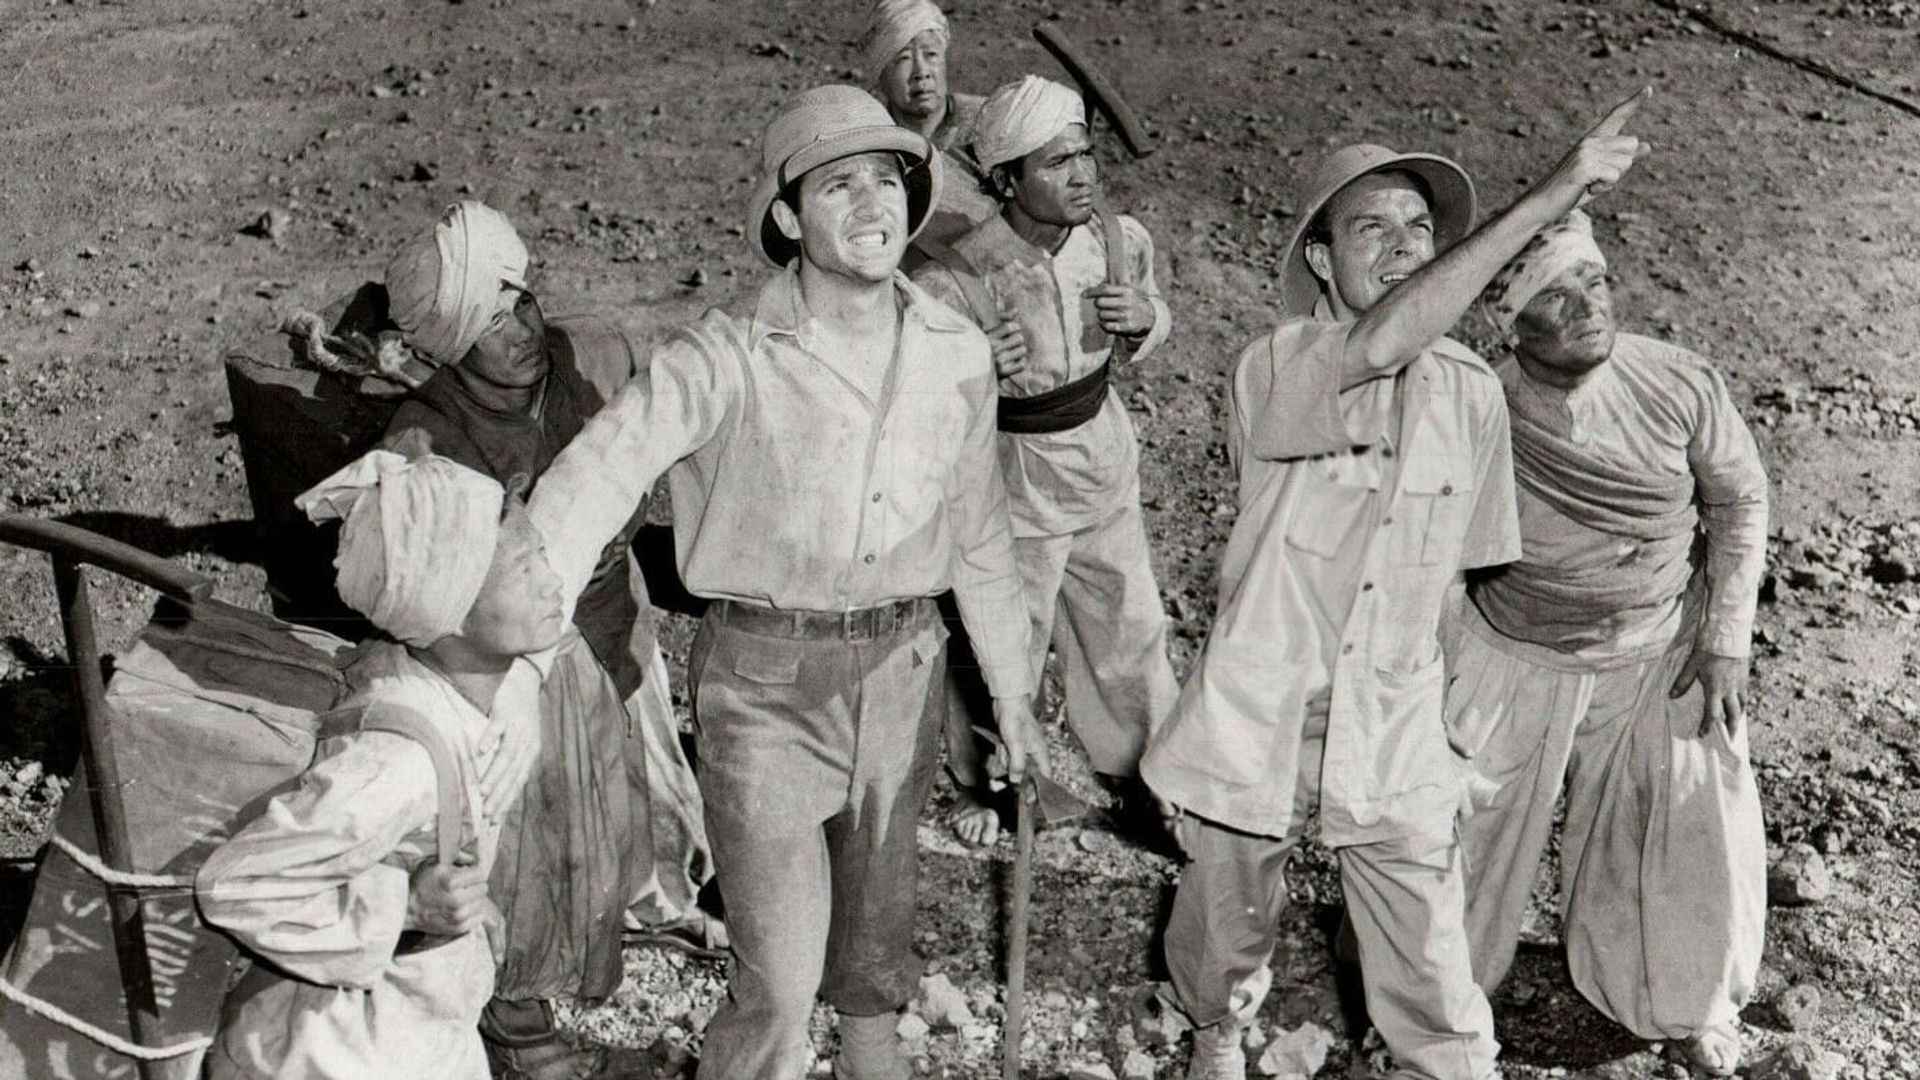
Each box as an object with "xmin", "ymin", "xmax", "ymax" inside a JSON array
[
  {"xmin": 48, "ymin": 833, "xmax": 192, "ymax": 890},
  {"xmin": 0, "ymin": 971, "xmax": 211, "ymax": 1061},
  {"xmin": 1648, "ymin": 0, "xmax": 1920, "ymax": 121}
]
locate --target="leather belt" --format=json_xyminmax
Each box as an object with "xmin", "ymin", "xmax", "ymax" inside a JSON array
[{"xmin": 711, "ymin": 597, "xmax": 933, "ymax": 640}]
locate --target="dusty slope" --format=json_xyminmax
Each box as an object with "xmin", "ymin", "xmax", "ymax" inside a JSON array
[{"xmin": 2, "ymin": 1, "xmax": 1917, "ymax": 1076}]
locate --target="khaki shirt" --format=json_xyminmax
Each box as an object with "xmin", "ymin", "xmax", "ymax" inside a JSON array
[
  {"xmin": 1142, "ymin": 308, "xmax": 1520, "ymax": 845},
  {"xmin": 526, "ymin": 267, "xmax": 1034, "ymax": 699},
  {"xmin": 912, "ymin": 213, "xmax": 1170, "ymax": 536}
]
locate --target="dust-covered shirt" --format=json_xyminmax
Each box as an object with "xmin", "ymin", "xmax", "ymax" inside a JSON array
[
  {"xmin": 526, "ymin": 266, "xmax": 1033, "ymax": 699},
  {"xmin": 1469, "ymin": 332, "xmax": 1769, "ymax": 667},
  {"xmin": 1142, "ymin": 304, "xmax": 1520, "ymax": 845},
  {"xmin": 912, "ymin": 212, "xmax": 1170, "ymax": 537}
]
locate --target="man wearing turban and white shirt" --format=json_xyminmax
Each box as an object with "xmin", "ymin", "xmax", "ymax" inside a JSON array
[
  {"xmin": 380, "ymin": 200, "xmax": 720, "ymax": 1080},
  {"xmin": 910, "ymin": 74, "xmax": 1178, "ymax": 847},
  {"xmin": 1447, "ymin": 209, "xmax": 1768, "ymax": 1076},
  {"xmin": 521, "ymin": 85, "xmax": 1049, "ymax": 1079},
  {"xmin": 859, "ymin": 0, "xmax": 996, "ymax": 252},
  {"xmin": 198, "ymin": 451, "xmax": 568, "ymax": 1079},
  {"xmin": 1140, "ymin": 90, "xmax": 1652, "ymax": 1079}
]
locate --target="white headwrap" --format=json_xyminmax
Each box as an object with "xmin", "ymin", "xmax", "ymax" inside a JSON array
[
  {"xmin": 297, "ymin": 450, "xmax": 504, "ymax": 647},
  {"xmin": 971, "ymin": 75, "xmax": 1086, "ymax": 171},
  {"xmin": 384, "ymin": 201, "xmax": 529, "ymax": 367},
  {"xmin": 1479, "ymin": 209, "xmax": 1608, "ymax": 335},
  {"xmin": 859, "ymin": 0, "xmax": 949, "ymax": 85}
]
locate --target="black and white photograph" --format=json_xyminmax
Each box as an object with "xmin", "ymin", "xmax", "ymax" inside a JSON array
[{"xmin": 0, "ymin": 1, "xmax": 1915, "ymax": 1077}]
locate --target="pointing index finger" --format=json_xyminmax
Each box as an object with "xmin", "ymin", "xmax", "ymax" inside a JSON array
[{"xmin": 1585, "ymin": 85, "xmax": 1652, "ymax": 140}]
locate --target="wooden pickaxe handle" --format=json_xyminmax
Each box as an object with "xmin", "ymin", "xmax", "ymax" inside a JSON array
[
  {"xmin": 1033, "ymin": 23, "xmax": 1155, "ymax": 159},
  {"xmin": 1003, "ymin": 777, "xmax": 1036, "ymax": 1080}
]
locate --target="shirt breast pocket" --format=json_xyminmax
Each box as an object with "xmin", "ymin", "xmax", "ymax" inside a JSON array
[{"xmin": 1400, "ymin": 452, "xmax": 1476, "ymax": 566}]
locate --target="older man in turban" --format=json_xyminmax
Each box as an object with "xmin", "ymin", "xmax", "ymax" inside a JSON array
[
  {"xmin": 1139, "ymin": 90, "xmax": 1652, "ymax": 1078},
  {"xmin": 200, "ymin": 450, "xmax": 568, "ymax": 1080},
  {"xmin": 381, "ymin": 200, "xmax": 720, "ymax": 1080},
  {"xmin": 860, "ymin": 0, "xmax": 995, "ymax": 251},
  {"xmin": 910, "ymin": 74, "xmax": 1177, "ymax": 847},
  {"xmin": 1447, "ymin": 209, "xmax": 1769, "ymax": 1076}
]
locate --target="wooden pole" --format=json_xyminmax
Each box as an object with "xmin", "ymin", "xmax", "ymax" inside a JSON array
[
  {"xmin": 1002, "ymin": 779, "xmax": 1035, "ymax": 1080},
  {"xmin": 53, "ymin": 559, "xmax": 161, "ymax": 1080}
]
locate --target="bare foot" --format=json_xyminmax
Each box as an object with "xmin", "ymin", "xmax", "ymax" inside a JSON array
[
  {"xmin": 1682, "ymin": 1023, "xmax": 1740, "ymax": 1077},
  {"xmin": 949, "ymin": 786, "xmax": 1001, "ymax": 847}
]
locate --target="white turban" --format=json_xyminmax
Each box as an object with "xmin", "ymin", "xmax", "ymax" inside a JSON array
[
  {"xmin": 384, "ymin": 200, "xmax": 529, "ymax": 368},
  {"xmin": 972, "ymin": 75, "xmax": 1086, "ymax": 171},
  {"xmin": 859, "ymin": 0, "xmax": 949, "ymax": 85},
  {"xmin": 1479, "ymin": 209, "xmax": 1608, "ymax": 335},
  {"xmin": 297, "ymin": 450, "xmax": 504, "ymax": 647}
]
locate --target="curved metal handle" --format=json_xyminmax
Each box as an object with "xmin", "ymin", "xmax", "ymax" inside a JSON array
[{"xmin": 0, "ymin": 514, "xmax": 212, "ymax": 604}]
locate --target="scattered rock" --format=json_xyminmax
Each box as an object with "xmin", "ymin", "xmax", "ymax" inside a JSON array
[
  {"xmin": 682, "ymin": 267, "xmax": 708, "ymax": 288},
  {"xmin": 63, "ymin": 300, "xmax": 101, "ymax": 319},
  {"xmin": 895, "ymin": 1012, "xmax": 930, "ymax": 1042},
  {"xmin": 1775, "ymin": 983, "xmax": 1821, "ymax": 1032},
  {"xmin": 240, "ymin": 209, "xmax": 290, "ymax": 240},
  {"xmin": 1768, "ymin": 843, "xmax": 1832, "ymax": 906},
  {"xmin": 916, "ymin": 973, "xmax": 975, "ymax": 1030},
  {"xmin": 1119, "ymin": 1048, "xmax": 1156, "ymax": 1079},
  {"xmin": 1066, "ymin": 1063, "xmax": 1118, "ymax": 1080},
  {"xmin": 409, "ymin": 161, "xmax": 437, "ymax": 182},
  {"xmin": 1254, "ymin": 1020, "xmax": 1334, "ymax": 1078},
  {"xmin": 1132, "ymin": 992, "xmax": 1190, "ymax": 1049},
  {"xmin": 1750, "ymin": 1039, "xmax": 1844, "ymax": 1080}
]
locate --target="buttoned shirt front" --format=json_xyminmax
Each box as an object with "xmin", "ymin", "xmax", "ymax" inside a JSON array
[
  {"xmin": 1141, "ymin": 306, "xmax": 1520, "ymax": 845},
  {"xmin": 526, "ymin": 267, "xmax": 1034, "ymax": 699},
  {"xmin": 912, "ymin": 212, "xmax": 1171, "ymax": 537}
]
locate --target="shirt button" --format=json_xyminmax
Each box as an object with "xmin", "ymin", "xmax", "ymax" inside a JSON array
[
  {"xmin": 1342, "ymin": 643, "xmax": 1354, "ymax": 655},
  {"xmin": 863, "ymin": 553, "xmax": 876, "ymax": 565},
  {"xmin": 871, "ymin": 492, "xmax": 882, "ymax": 503},
  {"xmin": 1381, "ymin": 447, "xmax": 1394, "ymax": 458},
  {"xmin": 1441, "ymin": 483, "xmax": 1454, "ymax": 496},
  {"xmin": 1383, "ymin": 517, "xmax": 1394, "ymax": 527},
  {"xmin": 1361, "ymin": 582, "xmax": 1374, "ymax": 592}
]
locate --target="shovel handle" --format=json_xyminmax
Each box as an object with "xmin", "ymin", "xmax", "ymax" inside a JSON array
[{"xmin": 1003, "ymin": 778, "xmax": 1035, "ymax": 1080}]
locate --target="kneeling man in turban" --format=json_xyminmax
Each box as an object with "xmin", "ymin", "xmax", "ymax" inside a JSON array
[
  {"xmin": 1450, "ymin": 209, "xmax": 1769, "ymax": 1076},
  {"xmin": 198, "ymin": 451, "xmax": 567, "ymax": 1079}
]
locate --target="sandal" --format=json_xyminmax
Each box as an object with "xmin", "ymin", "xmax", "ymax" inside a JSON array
[
  {"xmin": 622, "ymin": 911, "xmax": 729, "ymax": 961},
  {"xmin": 1678, "ymin": 1022, "xmax": 1741, "ymax": 1077}
]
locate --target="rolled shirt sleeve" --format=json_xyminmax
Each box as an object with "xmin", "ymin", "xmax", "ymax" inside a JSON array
[
  {"xmin": 1234, "ymin": 318, "xmax": 1395, "ymax": 463},
  {"xmin": 196, "ymin": 733, "xmax": 436, "ymax": 990},
  {"xmin": 1688, "ymin": 363, "xmax": 1770, "ymax": 659}
]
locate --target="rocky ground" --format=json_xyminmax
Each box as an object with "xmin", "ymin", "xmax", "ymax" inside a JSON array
[{"xmin": 2, "ymin": 0, "xmax": 1918, "ymax": 1077}]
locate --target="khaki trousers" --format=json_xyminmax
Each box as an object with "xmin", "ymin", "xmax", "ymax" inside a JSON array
[
  {"xmin": 1448, "ymin": 615, "xmax": 1765, "ymax": 1039},
  {"xmin": 688, "ymin": 602, "xmax": 947, "ymax": 1080},
  {"xmin": 945, "ymin": 500, "xmax": 1179, "ymax": 786},
  {"xmin": 1163, "ymin": 712, "xmax": 1499, "ymax": 1080}
]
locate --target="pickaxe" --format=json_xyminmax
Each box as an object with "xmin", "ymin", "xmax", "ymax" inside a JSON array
[{"xmin": 972, "ymin": 725, "xmax": 1089, "ymax": 1080}]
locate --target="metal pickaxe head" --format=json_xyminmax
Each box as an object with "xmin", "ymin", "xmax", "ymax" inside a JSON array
[{"xmin": 970, "ymin": 724, "xmax": 1090, "ymax": 828}]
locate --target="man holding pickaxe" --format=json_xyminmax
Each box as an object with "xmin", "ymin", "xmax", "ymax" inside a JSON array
[{"xmin": 912, "ymin": 74, "xmax": 1179, "ymax": 849}]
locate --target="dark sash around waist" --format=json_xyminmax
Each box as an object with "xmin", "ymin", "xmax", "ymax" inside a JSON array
[{"xmin": 997, "ymin": 360, "xmax": 1112, "ymax": 435}]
